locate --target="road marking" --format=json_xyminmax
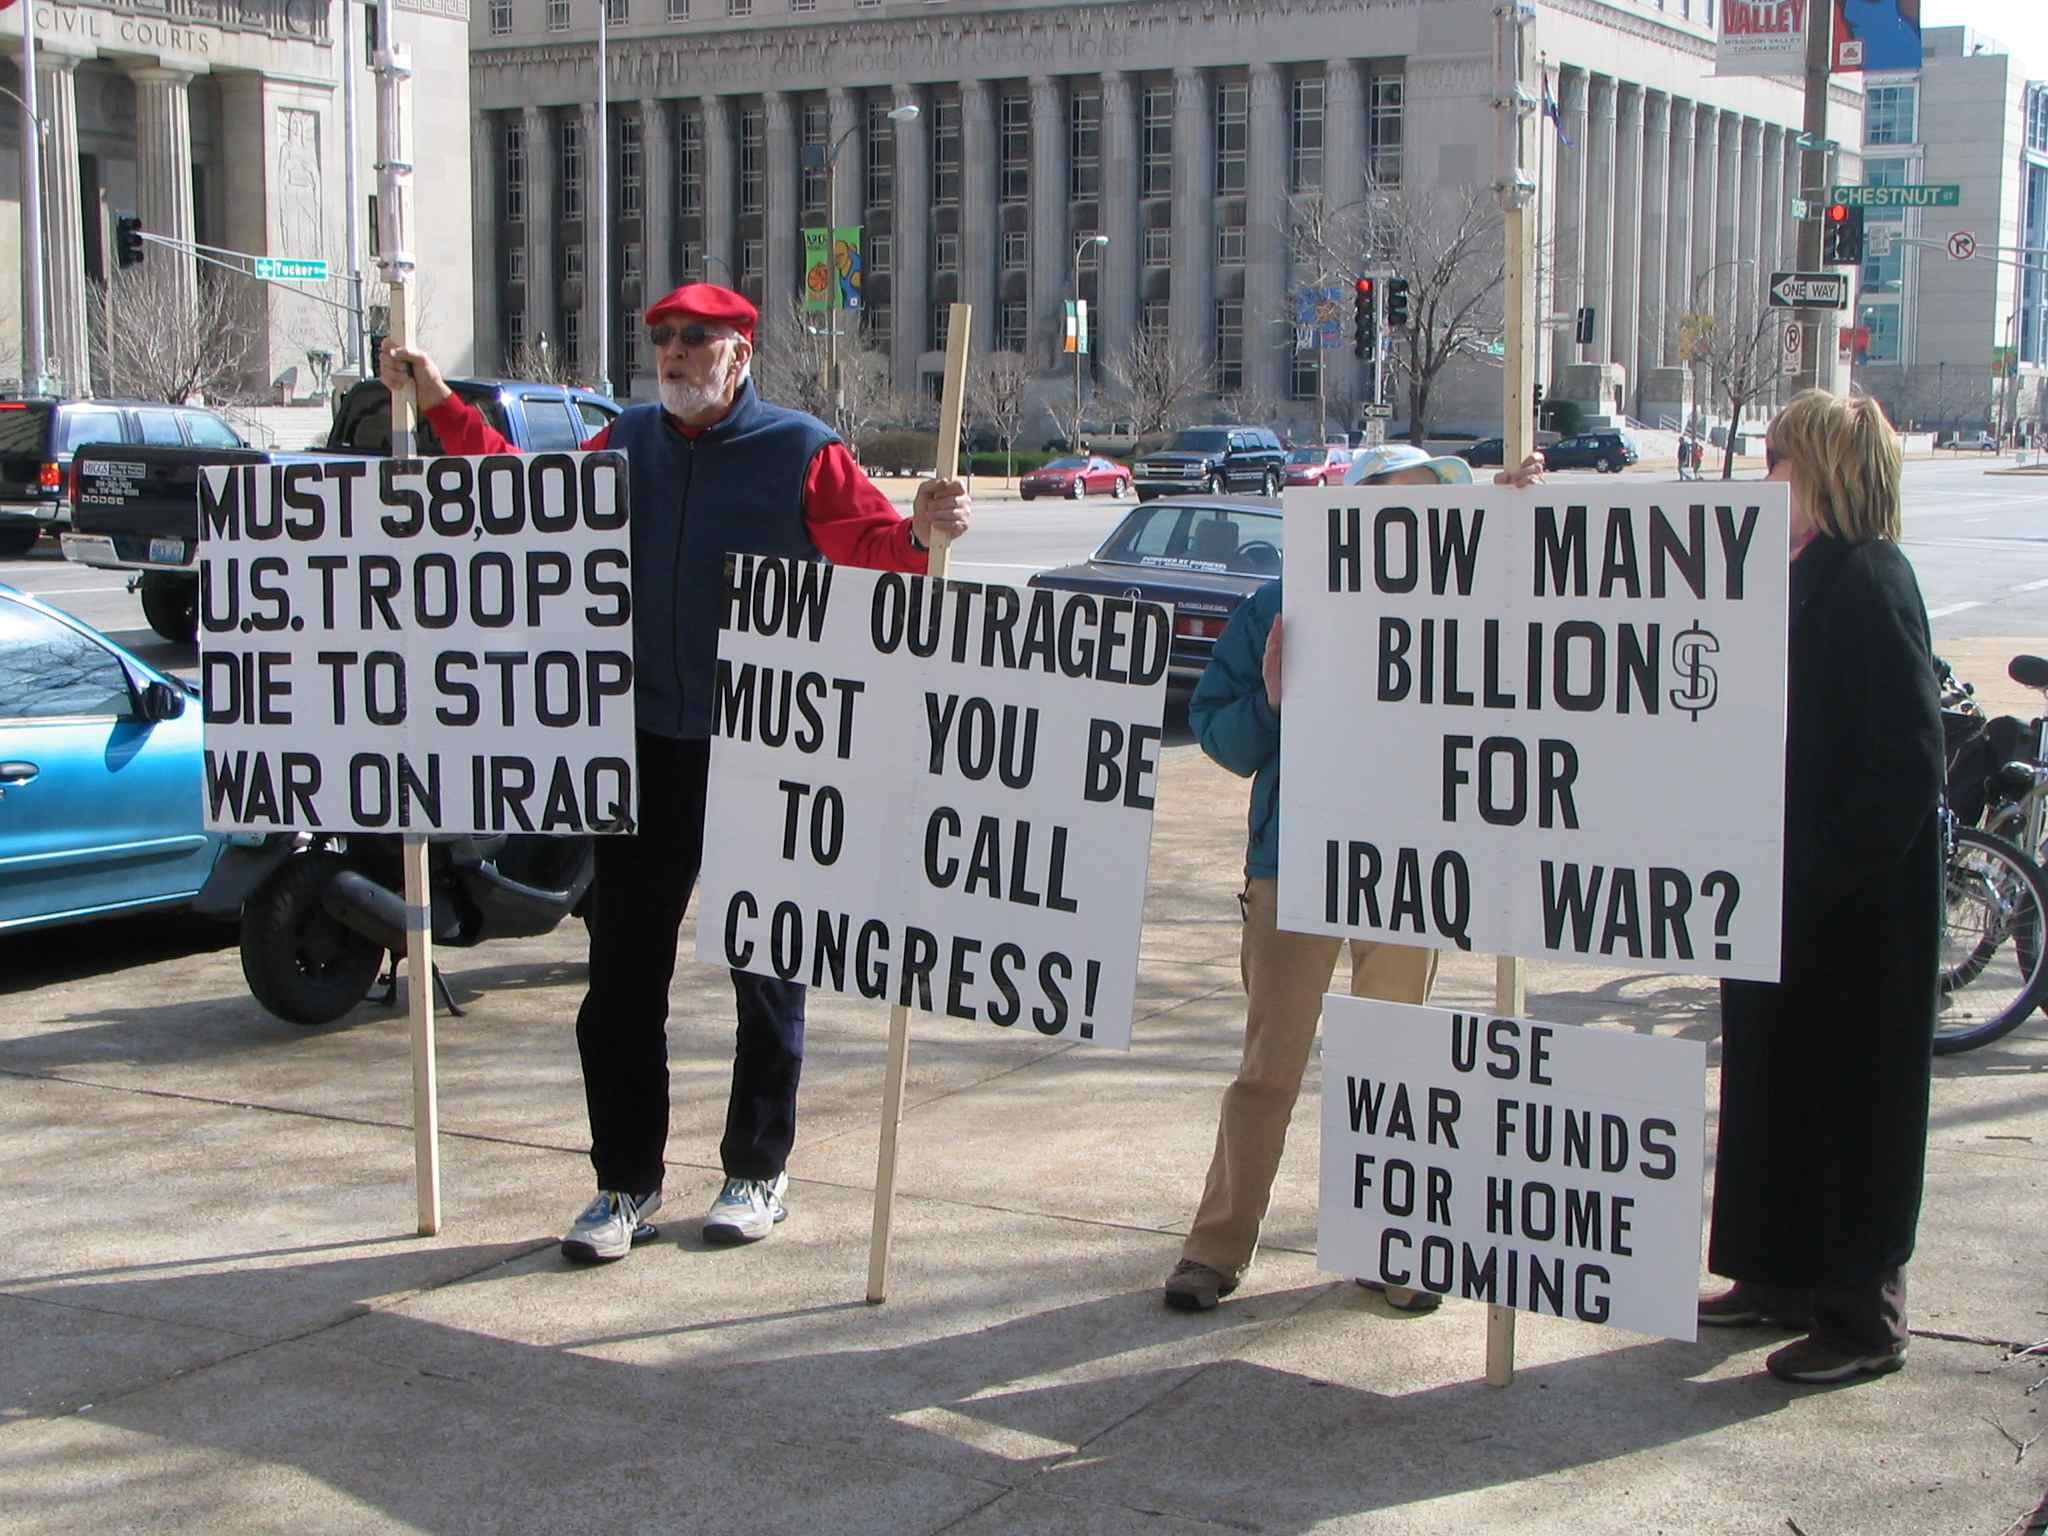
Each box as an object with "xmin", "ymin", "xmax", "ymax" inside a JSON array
[
  {"xmin": 22, "ymin": 584, "xmax": 131, "ymax": 596},
  {"xmin": 947, "ymin": 560, "xmax": 1050, "ymax": 575},
  {"xmin": 1928, "ymin": 601, "xmax": 1983, "ymax": 620},
  {"xmin": 1926, "ymin": 576, "xmax": 2048, "ymax": 621}
]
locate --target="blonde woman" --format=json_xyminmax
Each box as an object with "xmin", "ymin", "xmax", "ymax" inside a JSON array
[{"xmin": 1698, "ymin": 391, "xmax": 1943, "ymax": 1383}]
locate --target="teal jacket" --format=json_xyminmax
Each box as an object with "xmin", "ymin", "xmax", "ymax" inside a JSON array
[{"xmin": 1188, "ymin": 578, "xmax": 1284, "ymax": 878}]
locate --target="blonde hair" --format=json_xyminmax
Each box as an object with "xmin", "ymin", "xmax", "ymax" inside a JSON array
[{"xmin": 1765, "ymin": 389, "xmax": 1903, "ymax": 543}]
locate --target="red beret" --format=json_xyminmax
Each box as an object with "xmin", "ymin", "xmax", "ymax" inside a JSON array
[{"xmin": 644, "ymin": 282, "xmax": 759, "ymax": 341}]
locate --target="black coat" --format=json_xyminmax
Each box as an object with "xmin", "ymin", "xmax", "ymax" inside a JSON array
[{"xmin": 1708, "ymin": 534, "xmax": 1943, "ymax": 1289}]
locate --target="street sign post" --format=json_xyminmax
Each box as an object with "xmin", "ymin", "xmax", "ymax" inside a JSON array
[
  {"xmin": 253, "ymin": 257, "xmax": 330, "ymax": 281},
  {"xmin": 1767, "ymin": 270, "xmax": 1850, "ymax": 310},
  {"xmin": 1868, "ymin": 226, "xmax": 1895, "ymax": 259},
  {"xmin": 1782, "ymin": 322, "xmax": 1803, "ymax": 376},
  {"xmin": 1830, "ymin": 183, "xmax": 1960, "ymax": 209},
  {"xmin": 1948, "ymin": 230, "xmax": 1977, "ymax": 262}
]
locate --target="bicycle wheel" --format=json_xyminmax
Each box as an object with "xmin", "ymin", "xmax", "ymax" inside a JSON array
[{"xmin": 1938, "ymin": 828, "xmax": 2048, "ymax": 1053}]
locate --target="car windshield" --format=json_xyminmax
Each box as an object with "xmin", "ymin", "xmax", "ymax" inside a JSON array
[
  {"xmin": 1092, "ymin": 503, "xmax": 1285, "ymax": 576},
  {"xmin": 1042, "ymin": 457, "xmax": 1087, "ymax": 470},
  {"xmin": 1285, "ymin": 449, "xmax": 1326, "ymax": 464},
  {"xmin": 1164, "ymin": 430, "xmax": 1229, "ymax": 453}
]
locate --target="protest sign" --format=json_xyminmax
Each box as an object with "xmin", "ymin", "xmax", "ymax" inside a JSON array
[
  {"xmin": 1277, "ymin": 483, "xmax": 1788, "ymax": 982},
  {"xmin": 1320, "ymin": 997, "xmax": 1706, "ymax": 1341},
  {"xmin": 697, "ymin": 557, "xmax": 1168, "ymax": 1048},
  {"xmin": 199, "ymin": 451, "xmax": 637, "ymax": 836}
]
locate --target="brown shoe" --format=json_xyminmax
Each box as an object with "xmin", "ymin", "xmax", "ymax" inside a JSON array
[
  {"xmin": 1698, "ymin": 1283, "xmax": 1813, "ymax": 1330},
  {"xmin": 1163, "ymin": 1259, "xmax": 1238, "ymax": 1312},
  {"xmin": 1766, "ymin": 1334, "xmax": 1906, "ymax": 1384},
  {"xmin": 1357, "ymin": 1279, "xmax": 1444, "ymax": 1313}
]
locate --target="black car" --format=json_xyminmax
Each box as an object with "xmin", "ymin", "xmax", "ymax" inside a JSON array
[
  {"xmin": 1456, "ymin": 437, "xmax": 1507, "ymax": 468},
  {"xmin": 1133, "ymin": 425, "xmax": 1287, "ymax": 501},
  {"xmin": 1541, "ymin": 429, "xmax": 1639, "ymax": 473},
  {"xmin": 1028, "ymin": 496, "xmax": 1281, "ymax": 689},
  {"xmin": 0, "ymin": 397, "xmax": 251, "ymax": 557}
]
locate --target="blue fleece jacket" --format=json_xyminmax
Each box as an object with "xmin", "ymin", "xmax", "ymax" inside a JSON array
[{"xmin": 1188, "ymin": 577, "xmax": 1284, "ymax": 878}]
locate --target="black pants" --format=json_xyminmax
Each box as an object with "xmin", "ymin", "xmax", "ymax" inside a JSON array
[
  {"xmin": 1743, "ymin": 1268, "xmax": 1909, "ymax": 1353},
  {"xmin": 575, "ymin": 732, "xmax": 806, "ymax": 1195}
]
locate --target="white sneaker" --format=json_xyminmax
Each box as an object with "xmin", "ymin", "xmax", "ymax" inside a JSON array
[
  {"xmin": 702, "ymin": 1172, "xmax": 789, "ymax": 1244},
  {"xmin": 560, "ymin": 1188, "xmax": 662, "ymax": 1264}
]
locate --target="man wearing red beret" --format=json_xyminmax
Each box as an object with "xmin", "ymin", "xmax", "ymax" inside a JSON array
[{"xmin": 382, "ymin": 282, "xmax": 972, "ymax": 1263}]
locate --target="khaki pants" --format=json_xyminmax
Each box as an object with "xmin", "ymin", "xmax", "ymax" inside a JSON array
[{"xmin": 1181, "ymin": 877, "xmax": 1439, "ymax": 1280}]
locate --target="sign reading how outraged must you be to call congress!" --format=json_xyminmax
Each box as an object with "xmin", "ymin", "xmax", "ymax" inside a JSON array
[
  {"xmin": 198, "ymin": 452, "xmax": 639, "ymax": 835},
  {"xmin": 1319, "ymin": 998, "xmax": 1707, "ymax": 1341},
  {"xmin": 696, "ymin": 557, "xmax": 1169, "ymax": 1048},
  {"xmin": 1277, "ymin": 483, "xmax": 1789, "ymax": 981}
]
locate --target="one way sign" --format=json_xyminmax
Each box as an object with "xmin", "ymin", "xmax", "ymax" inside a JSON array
[{"xmin": 1768, "ymin": 271, "xmax": 1851, "ymax": 310}]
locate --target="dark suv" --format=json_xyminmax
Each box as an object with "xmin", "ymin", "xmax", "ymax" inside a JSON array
[
  {"xmin": 1134, "ymin": 425, "xmax": 1287, "ymax": 501},
  {"xmin": 1541, "ymin": 429, "xmax": 1640, "ymax": 474},
  {"xmin": 0, "ymin": 397, "xmax": 250, "ymax": 557}
]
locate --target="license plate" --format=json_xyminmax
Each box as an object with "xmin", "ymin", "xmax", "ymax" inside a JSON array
[{"xmin": 149, "ymin": 537, "xmax": 186, "ymax": 564}]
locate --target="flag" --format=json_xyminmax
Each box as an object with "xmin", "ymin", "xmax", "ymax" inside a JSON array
[{"xmin": 1542, "ymin": 70, "xmax": 1575, "ymax": 148}]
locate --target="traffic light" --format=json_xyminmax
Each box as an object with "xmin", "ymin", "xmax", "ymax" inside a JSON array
[
  {"xmin": 1353, "ymin": 277, "xmax": 1377, "ymax": 360},
  {"xmin": 1822, "ymin": 203, "xmax": 1865, "ymax": 265},
  {"xmin": 1385, "ymin": 277, "xmax": 1411, "ymax": 328},
  {"xmin": 1575, "ymin": 306, "xmax": 1595, "ymax": 345},
  {"xmin": 1533, "ymin": 381, "xmax": 1546, "ymax": 429},
  {"xmin": 115, "ymin": 214, "xmax": 144, "ymax": 269}
]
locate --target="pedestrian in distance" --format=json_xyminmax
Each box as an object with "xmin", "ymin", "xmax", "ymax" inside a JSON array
[
  {"xmin": 1161, "ymin": 442, "xmax": 1545, "ymax": 1315},
  {"xmin": 380, "ymin": 282, "xmax": 972, "ymax": 1263},
  {"xmin": 1697, "ymin": 389, "xmax": 1941, "ymax": 1384}
]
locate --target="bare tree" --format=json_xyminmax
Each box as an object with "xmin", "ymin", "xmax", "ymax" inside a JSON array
[
  {"xmin": 967, "ymin": 350, "xmax": 1035, "ymax": 482},
  {"xmin": 751, "ymin": 297, "xmax": 895, "ymax": 448},
  {"xmin": 1104, "ymin": 322, "xmax": 1211, "ymax": 437},
  {"xmin": 1216, "ymin": 378, "xmax": 1286, "ymax": 436},
  {"xmin": 500, "ymin": 338, "xmax": 587, "ymax": 387},
  {"xmin": 283, "ymin": 271, "xmax": 440, "ymax": 388},
  {"xmin": 93, "ymin": 268, "xmax": 261, "ymax": 404},
  {"xmin": 1673, "ymin": 294, "xmax": 1785, "ymax": 480}
]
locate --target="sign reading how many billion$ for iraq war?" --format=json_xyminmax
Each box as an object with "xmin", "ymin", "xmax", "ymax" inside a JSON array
[{"xmin": 1278, "ymin": 484, "xmax": 1790, "ymax": 982}]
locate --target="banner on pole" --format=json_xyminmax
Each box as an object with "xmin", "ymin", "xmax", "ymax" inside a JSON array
[
  {"xmin": 1833, "ymin": 0, "xmax": 1922, "ymax": 73},
  {"xmin": 1063, "ymin": 300, "xmax": 1090, "ymax": 355},
  {"xmin": 1318, "ymin": 997, "xmax": 1706, "ymax": 1341},
  {"xmin": 803, "ymin": 226, "xmax": 863, "ymax": 311},
  {"xmin": 1715, "ymin": 0, "xmax": 1810, "ymax": 75},
  {"xmin": 1276, "ymin": 484, "xmax": 1789, "ymax": 980},
  {"xmin": 697, "ymin": 559, "xmax": 1168, "ymax": 1047},
  {"xmin": 198, "ymin": 452, "xmax": 638, "ymax": 835}
]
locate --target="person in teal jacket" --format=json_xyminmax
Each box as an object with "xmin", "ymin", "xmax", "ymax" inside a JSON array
[{"xmin": 1163, "ymin": 441, "xmax": 1542, "ymax": 1313}]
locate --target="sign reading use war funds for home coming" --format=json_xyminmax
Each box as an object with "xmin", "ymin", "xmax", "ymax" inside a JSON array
[
  {"xmin": 696, "ymin": 558, "xmax": 1169, "ymax": 1048},
  {"xmin": 1276, "ymin": 484, "xmax": 1789, "ymax": 981},
  {"xmin": 1319, "ymin": 998, "xmax": 1707, "ymax": 1340},
  {"xmin": 198, "ymin": 452, "xmax": 639, "ymax": 835}
]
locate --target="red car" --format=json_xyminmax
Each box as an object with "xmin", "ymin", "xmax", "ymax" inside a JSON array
[
  {"xmin": 1282, "ymin": 445, "xmax": 1353, "ymax": 487},
  {"xmin": 1019, "ymin": 454, "xmax": 1133, "ymax": 501}
]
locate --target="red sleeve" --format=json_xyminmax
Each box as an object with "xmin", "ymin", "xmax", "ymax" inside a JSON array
[
  {"xmin": 802, "ymin": 442, "xmax": 928, "ymax": 573},
  {"xmin": 421, "ymin": 396, "xmax": 612, "ymax": 453}
]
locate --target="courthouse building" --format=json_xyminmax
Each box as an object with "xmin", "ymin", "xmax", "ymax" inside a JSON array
[
  {"xmin": 2, "ymin": 0, "xmax": 475, "ymax": 399},
  {"xmin": 469, "ymin": 0, "xmax": 1857, "ymax": 434}
]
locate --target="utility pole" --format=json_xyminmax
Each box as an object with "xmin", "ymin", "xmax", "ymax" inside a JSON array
[
  {"xmin": 826, "ymin": 151, "xmax": 838, "ymax": 430},
  {"xmin": 341, "ymin": 0, "xmax": 366, "ymax": 379},
  {"xmin": 16, "ymin": 0, "xmax": 49, "ymax": 392},
  {"xmin": 594, "ymin": 0, "xmax": 609, "ymax": 395},
  {"xmin": 1792, "ymin": 0, "xmax": 1835, "ymax": 394}
]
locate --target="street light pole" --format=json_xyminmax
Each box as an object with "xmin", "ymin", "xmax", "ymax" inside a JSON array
[
  {"xmin": 804, "ymin": 102, "xmax": 916, "ymax": 434},
  {"xmin": 1072, "ymin": 233, "xmax": 1108, "ymax": 448},
  {"xmin": 594, "ymin": 0, "xmax": 610, "ymax": 395}
]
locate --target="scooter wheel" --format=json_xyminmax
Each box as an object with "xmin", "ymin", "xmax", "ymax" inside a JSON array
[{"xmin": 240, "ymin": 851, "xmax": 386, "ymax": 1026}]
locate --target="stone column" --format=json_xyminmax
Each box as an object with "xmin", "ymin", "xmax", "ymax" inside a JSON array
[
  {"xmin": 1324, "ymin": 60, "xmax": 1364, "ymax": 214},
  {"xmin": 1759, "ymin": 122, "xmax": 1784, "ymax": 282},
  {"xmin": 1099, "ymin": 70, "xmax": 1138, "ymax": 369},
  {"xmin": 1612, "ymin": 83, "xmax": 1643, "ymax": 389},
  {"xmin": 1714, "ymin": 111, "xmax": 1739, "ymax": 323},
  {"xmin": 826, "ymin": 87, "xmax": 861, "ymax": 255},
  {"xmin": 642, "ymin": 98, "xmax": 674, "ymax": 304},
  {"xmin": 580, "ymin": 102, "xmax": 603, "ymax": 378},
  {"xmin": 1665, "ymin": 98, "xmax": 1695, "ymax": 368},
  {"xmin": 1690, "ymin": 105, "xmax": 1717, "ymax": 328},
  {"xmin": 1245, "ymin": 62, "xmax": 1287, "ymax": 401},
  {"xmin": 523, "ymin": 105, "xmax": 556, "ymax": 350},
  {"xmin": 1582, "ymin": 75, "xmax": 1616, "ymax": 365},
  {"xmin": 1637, "ymin": 91, "xmax": 1668, "ymax": 406},
  {"xmin": 1030, "ymin": 76, "xmax": 1068, "ymax": 364},
  {"xmin": 1738, "ymin": 117, "xmax": 1764, "ymax": 321},
  {"xmin": 470, "ymin": 109, "xmax": 501, "ymax": 374},
  {"xmin": 1552, "ymin": 67, "xmax": 1588, "ymax": 380},
  {"xmin": 891, "ymin": 83, "xmax": 928, "ymax": 390},
  {"xmin": 37, "ymin": 55, "xmax": 90, "ymax": 394},
  {"xmin": 764, "ymin": 92, "xmax": 798, "ymax": 317},
  {"xmin": 1169, "ymin": 65, "xmax": 1213, "ymax": 368},
  {"xmin": 703, "ymin": 95, "xmax": 734, "ymax": 286},
  {"xmin": 960, "ymin": 80, "xmax": 997, "ymax": 353},
  {"xmin": 129, "ymin": 67, "xmax": 199, "ymax": 313}
]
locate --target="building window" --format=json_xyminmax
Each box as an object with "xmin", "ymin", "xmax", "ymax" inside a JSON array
[
  {"xmin": 507, "ymin": 306, "xmax": 526, "ymax": 352},
  {"xmin": 1070, "ymin": 90, "xmax": 1101, "ymax": 200},
  {"xmin": 1143, "ymin": 227, "xmax": 1170, "ymax": 268},
  {"xmin": 1214, "ymin": 302, "xmax": 1243, "ymax": 391},
  {"xmin": 728, "ymin": 0, "xmax": 751, "ymax": 14},
  {"xmin": 742, "ymin": 237, "xmax": 764, "ymax": 280},
  {"xmin": 622, "ymin": 241, "xmax": 642, "ymax": 295},
  {"xmin": 934, "ymin": 231, "xmax": 959, "ymax": 272},
  {"xmin": 1141, "ymin": 299, "xmax": 1169, "ymax": 335},
  {"xmin": 1857, "ymin": 303, "xmax": 1900, "ymax": 363},
  {"xmin": 607, "ymin": 0, "xmax": 628, "ymax": 21},
  {"xmin": 620, "ymin": 116, "xmax": 643, "ymax": 216},
  {"xmin": 365, "ymin": 2, "xmax": 380, "ymax": 51},
  {"xmin": 625, "ymin": 323, "xmax": 644, "ymax": 374},
  {"xmin": 791, "ymin": 0, "xmax": 815, "ymax": 10},
  {"xmin": 1077, "ymin": 225, "xmax": 1102, "ymax": 269},
  {"xmin": 489, "ymin": 0, "xmax": 510, "ymax": 34},
  {"xmin": 866, "ymin": 99, "xmax": 897, "ymax": 208},
  {"xmin": 1291, "ymin": 353, "xmax": 1320, "ymax": 401},
  {"xmin": 668, "ymin": 0, "xmax": 687, "ymax": 17},
  {"xmin": 1370, "ymin": 75, "xmax": 1404, "ymax": 188},
  {"xmin": 368, "ymin": 193, "xmax": 379, "ymax": 257},
  {"xmin": 999, "ymin": 300, "xmax": 1028, "ymax": 352},
  {"xmin": 865, "ymin": 302, "xmax": 891, "ymax": 352},
  {"xmin": 561, "ymin": 119, "xmax": 583, "ymax": 220},
  {"xmin": 509, "ymin": 247, "xmax": 527, "ymax": 284},
  {"xmin": 740, "ymin": 107, "xmax": 764, "ymax": 213},
  {"xmin": 504, "ymin": 121, "xmax": 527, "ymax": 223},
  {"xmin": 681, "ymin": 239, "xmax": 704, "ymax": 278},
  {"xmin": 1216, "ymin": 81, "xmax": 1248, "ymax": 195},
  {"xmin": 1217, "ymin": 219, "xmax": 1245, "ymax": 266},
  {"xmin": 932, "ymin": 96, "xmax": 960, "ymax": 207},
  {"xmin": 1002, "ymin": 230, "xmax": 1028, "ymax": 270},
  {"xmin": 2031, "ymin": 87, "xmax": 2048, "ymax": 156},
  {"xmin": 547, "ymin": 0, "xmax": 569, "ymax": 29},
  {"xmin": 565, "ymin": 243, "xmax": 585, "ymax": 282},
  {"xmin": 1861, "ymin": 159, "xmax": 1909, "ymax": 294},
  {"xmin": 564, "ymin": 311, "xmax": 582, "ymax": 369},
  {"xmin": 1864, "ymin": 84, "xmax": 1916, "ymax": 146},
  {"xmin": 801, "ymin": 103, "xmax": 829, "ymax": 212},
  {"xmin": 1291, "ymin": 76, "xmax": 1324, "ymax": 194},
  {"xmin": 869, "ymin": 234, "xmax": 892, "ymax": 272},
  {"xmin": 679, "ymin": 110, "xmax": 703, "ymax": 213},
  {"xmin": 1142, "ymin": 86, "xmax": 1173, "ymax": 196},
  {"xmin": 1000, "ymin": 95, "xmax": 1030, "ymax": 204},
  {"xmin": 932, "ymin": 302, "xmax": 951, "ymax": 350},
  {"xmin": 856, "ymin": 0, "xmax": 880, "ymax": 8}
]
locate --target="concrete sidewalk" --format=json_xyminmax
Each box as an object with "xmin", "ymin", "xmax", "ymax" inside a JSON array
[{"xmin": 2, "ymin": 744, "xmax": 2045, "ymax": 1535}]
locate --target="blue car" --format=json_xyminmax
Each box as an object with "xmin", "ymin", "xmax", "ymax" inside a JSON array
[{"xmin": 0, "ymin": 583, "xmax": 226, "ymax": 932}]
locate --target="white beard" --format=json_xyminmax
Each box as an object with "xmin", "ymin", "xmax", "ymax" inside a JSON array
[{"xmin": 659, "ymin": 373, "xmax": 728, "ymax": 420}]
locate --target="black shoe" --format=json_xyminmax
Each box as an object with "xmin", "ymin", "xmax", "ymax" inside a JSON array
[
  {"xmin": 1163, "ymin": 1259, "xmax": 1238, "ymax": 1312},
  {"xmin": 1698, "ymin": 1283, "xmax": 1812, "ymax": 1330},
  {"xmin": 1767, "ymin": 1334, "xmax": 1906, "ymax": 1383}
]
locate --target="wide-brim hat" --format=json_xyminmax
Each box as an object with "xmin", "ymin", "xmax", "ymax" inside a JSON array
[{"xmin": 1343, "ymin": 443, "xmax": 1474, "ymax": 485}]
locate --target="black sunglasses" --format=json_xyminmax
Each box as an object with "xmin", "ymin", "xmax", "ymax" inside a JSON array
[{"xmin": 647, "ymin": 322, "xmax": 726, "ymax": 349}]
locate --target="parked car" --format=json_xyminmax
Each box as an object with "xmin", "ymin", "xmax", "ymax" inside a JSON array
[
  {"xmin": 1133, "ymin": 426, "xmax": 1287, "ymax": 501},
  {"xmin": 0, "ymin": 396, "xmax": 251, "ymax": 558},
  {"xmin": 61, "ymin": 375, "xmax": 623, "ymax": 643},
  {"xmin": 1541, "ymin": 429, "xmax": 1639, "ymax": 473},
  {"xmin": 1019, "ymin": 454, "xmax": 1133, "ymax": 501},
  {"xmin": 1947, "ymin": 431, "xmax": 1998, "ymax": 451},
  {"xmin": 1455, "ymin": 437, "xmax": 1511, "ymax": 468},
  {"xmin": 0, "ymin": 582, "xmax": 227, "ymax": 934},
  {"xmin": 1028, "ymin": 495, "xmax": 1281, "ymax": 690},
  {"xmin": 1282, "ymin": 445, "xmax": 1353, "ymax": 487}
]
